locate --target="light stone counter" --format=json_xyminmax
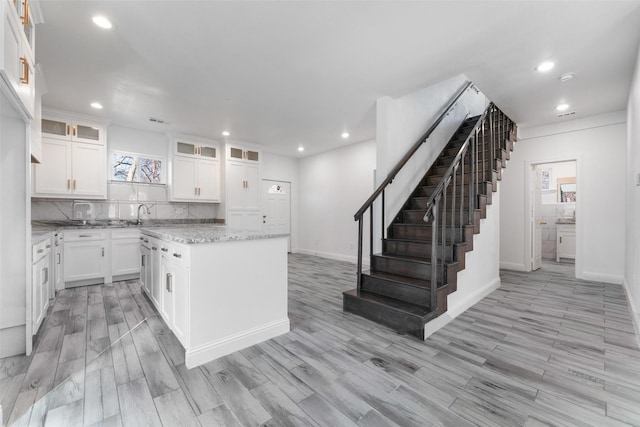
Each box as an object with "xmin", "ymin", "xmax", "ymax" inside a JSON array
[{"xmin": 140, "ymin": 225, "xmax": 289, "ymax": 244}]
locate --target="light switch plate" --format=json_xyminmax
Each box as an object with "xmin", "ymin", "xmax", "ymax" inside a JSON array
[{"xmin": 637, "ymin": 173, "xmax": 640, "ymax": 186}]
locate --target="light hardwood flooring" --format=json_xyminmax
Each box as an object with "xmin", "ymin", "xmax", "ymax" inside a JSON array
[{"xmin": 1, "ymin": 255, "xmax": 640, "ymax": 426}]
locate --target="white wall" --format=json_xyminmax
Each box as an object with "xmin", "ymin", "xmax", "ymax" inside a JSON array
[
  {"xmin": 261, "ymin": 152, "xmax": 299, "ymax": 251},
  {"xmin": 0, "ymin": 93, "xmax": 29, "ymax": 357},
  {"xmin": 625, "ymin": 43, "xmax": 640, "ymax": 339},
  {"xmin": 376, "ymin": 74, "xmax": 487, "ymax": 232},
  {"xmin": 500, "ymin": 112, "xmax": 627, "ymax": 284},
  {"xmin": 298, "ymin": 139, "xmax": 376, "ymax": 263}
]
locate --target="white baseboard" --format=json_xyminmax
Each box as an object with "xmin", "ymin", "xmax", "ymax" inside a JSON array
[
  {"xmin": 296, "ymin": 248, "xmax": 370, "ymax": 267},
  {"xmin": 581, "ymin": 272, "xmax": 624, "ymax": 285},
  {"xmin": 423, "ymin": 277, "xmax": 501, "ymax": 339},
  {"xmin": 623, "ymin": 279, "xmax": 640, "ymax": 349},
  {"xmin": 500, "ymin": 261, "xmax": 526, "ymax": 272},
  {"xmin": 0, "ymin": 325, "xmax": 26, "ymax": 358},
  {"xmin": 185, "ymin": 318, "xmax": 290, "ymax": 369}
]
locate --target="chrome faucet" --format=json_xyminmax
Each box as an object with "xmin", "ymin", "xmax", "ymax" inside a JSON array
[{"xmin": 137, "ymin": 204, "xmax": 150, "ymax": 225}]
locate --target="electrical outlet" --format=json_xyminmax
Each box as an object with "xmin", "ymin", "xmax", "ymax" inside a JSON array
[{"xmin": 75, "ymin": 211, "xmax": 83, "ymax": 219}]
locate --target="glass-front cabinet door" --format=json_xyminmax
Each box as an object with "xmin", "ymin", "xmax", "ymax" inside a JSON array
[
  {"xmin": 199, "ymin": 146, "xmax": 217, "ymax": 159},
  {"xmin": 176, "ymin": 141, "xmax": 197, "ymax": 156},
  {"xmin": 42, "ymin": 118, "xmax": 71, "ymax": 140},
  {"xmin": 75, "ymin": 124, "xmax": 101, "ymax": 143}
]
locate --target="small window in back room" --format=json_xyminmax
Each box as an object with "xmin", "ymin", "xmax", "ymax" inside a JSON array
[{"xmin": 112, "ymin": 152, "xmax": 164, "ymax": 184}]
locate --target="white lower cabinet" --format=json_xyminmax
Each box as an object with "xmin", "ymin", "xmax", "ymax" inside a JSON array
[
  {"xmin": 556, "ymin": 223, "xmax": 576, "ymax": 262},
  {"xmin": 63, "ymin": 230, "xmax": 106, "ymax": 285},
  {"xmin": 160, "ymin": 242, "xmax": 190, "ymax": 348},
  {"xmin": 111, "ymin": 230, "xmax": 141, "ymax": 278},
  {"xmin": 226, "ymin": 210, "xmax": 261, "ymax": 231},
  {"xmin": 32, "ymin": 237, "xmax": 51, "ymax": 335},
  {"xmin": 150, "ymin": 238, "xmax": 162, "ymax": 308}
]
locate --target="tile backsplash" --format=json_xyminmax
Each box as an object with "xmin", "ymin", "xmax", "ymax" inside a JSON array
[{"xmin": 32, "ymin": 182, "xmax": 218, "ymax": 221}]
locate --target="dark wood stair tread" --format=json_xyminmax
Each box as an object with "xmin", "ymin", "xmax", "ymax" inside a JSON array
[
  {"xmin": 343, "ymin": 289, "xmax": 435, "ymax": 318},
  {"xmin": 364, "ymin": 270, "xmax": 445, "ymax": 289}
]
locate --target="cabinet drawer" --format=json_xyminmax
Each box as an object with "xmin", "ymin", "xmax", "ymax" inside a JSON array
[
  {"xmin": 112, "ymin": 229, "xmax": 140, "ymax": 240},
  {"xmin": 160, "ymin": 242, "xmax": 190, "ymax": 268},
  {"xmin": 64, "ymin": 230, "xmax": 107, "ymax": 242},
  {"xmin": 32, "ymin": 238, "xmax": 51, "ymax": 262}
]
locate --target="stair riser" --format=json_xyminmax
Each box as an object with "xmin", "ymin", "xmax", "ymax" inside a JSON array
[
  {"xmin": 360, "ymin": 274, "xmax": 430, "ymax": 306},
  {"xmin": 434, "ymin": 158, "xmax": 503, "ymax": 172},
  {"xmin": 383, "ymin": 240, "xmax": 455, "ymax": 261},
  {"xmin": 371, "ymin": 256, "xmax": 456, "ymax": 285},
  {"xmin": 415, "ymin": 181, "xmax": 493, "ymax": 199},
  {"xmin": 389, "ymin": 225, "xmax": 464, "ymax": 242},
  {"xmin": 410, "ymin": 194, "xmax": 486, "ymax": 210},
  {"xmin": 426, "ymin": 170, "xmax": 497, "ymax": 186},
  {"xmin": 343, "ymin": 293, "xmax": 425, "ymax": 339},
  {"xmin": 403, "ymin": 210, "xmax": 478, "ymax": 225}
]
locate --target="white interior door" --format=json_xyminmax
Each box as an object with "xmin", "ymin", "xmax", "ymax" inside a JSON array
[
  {"xmin": 531, "ymin": 166, "xmax": 542, "ymax": 270},
  {"xmin": 261, "ymin": 180, "xmax": 291, "ymax": 252}
]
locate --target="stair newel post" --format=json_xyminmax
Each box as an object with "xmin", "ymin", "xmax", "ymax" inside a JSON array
[
  {"xmin": 480, "ymin": 124, "xmax": 485, "ymax": 192},
  {"xmin": 469, "ymin": 133, "xmax": 476, "ymax": 225},
  {"xmin": 357, "ymin": 216, "xmax": 363, "ymax": 289},
  {"xmin": 489, "ymin": 106, "xmax": 495, "ymax": 172},
  {"xmin": 431, "ymin": 196, "xmax": 439, "ymax": 310},
  {"xmin": 460, "ymin": 145, "xmax": 465, "ymax": 237},
  {"xmin": 441, "ymin": 181, "xmax": 448, "ymax": 287},
  {"xmin": 369, "ymin": 205, "xmax": 373, "ymax": 259},
  {"xmin": 381, "ymin": 190, "xmax": 386, "ymax": 241},
  {"xmin": 451, "ymin": 163, "xmax": 457, "ymax": 250}
]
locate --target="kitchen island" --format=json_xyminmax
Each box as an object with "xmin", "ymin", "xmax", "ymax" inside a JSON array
[{"xmin": 139, "ymin": 225, "xmax": 290, "ymax": 368}]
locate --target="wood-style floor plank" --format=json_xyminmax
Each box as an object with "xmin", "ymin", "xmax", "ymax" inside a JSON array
[{"xmin": 2, "ymin": 256, "xmax": 640, "ymax": 426}]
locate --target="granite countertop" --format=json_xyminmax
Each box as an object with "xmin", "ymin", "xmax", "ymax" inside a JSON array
[
  {"xmin": 140, "ymin": 225, "xmax": 289, "ymax": 245},
  {"xmin": 31, "ymin": 219, "xmax": 224, "ymax": 232}
]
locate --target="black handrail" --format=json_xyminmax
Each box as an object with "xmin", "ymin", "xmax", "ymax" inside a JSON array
[{"xmin": 353, "ymin": 81, "xmax": 473, "ymax": 221}]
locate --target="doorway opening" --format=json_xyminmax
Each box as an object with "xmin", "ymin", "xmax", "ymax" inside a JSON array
[
  {"xmin": 261, "ymin": 180, "xmax": 292, "ymax": 252},
  {"xmin": 529, "ymin": 160, "xmax": 577, "ymax": 275}
]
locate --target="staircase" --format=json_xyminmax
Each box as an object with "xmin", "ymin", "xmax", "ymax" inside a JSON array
[{"xmin": 343, "ymin": 91, "xmax": 516, "ymax": 339}]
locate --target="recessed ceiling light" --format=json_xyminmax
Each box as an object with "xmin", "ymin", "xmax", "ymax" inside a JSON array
[
  {"xmin": 222, "ymin": 131, "xmax": 230, "ymax": 136},
  {"xmin": 341, "ymin": 132, "xmax": 349, "ymax": 139},
  {"xmin": 535, "ymin": 61, "xmax": 555, "ymax": 72},
  {"xmin": 559, "ymin": 72, "xmax": 575, "ymax": 82},
  {"xmin": 556, "ymin": 103, "xmax": 570, "ymax": 112},
  {"xmin": 90, "ymin": 102, "xmax": 103, "ymax": 109},
  {"xmin": 92, "ymin": 16, "xmax": 113, "ymax": 30},
  {"xmin": 298, "ymin": 146, "xmax": 304, "ymax": 152}
]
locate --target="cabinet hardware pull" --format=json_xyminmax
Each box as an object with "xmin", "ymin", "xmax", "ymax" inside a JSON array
[
  {"xmin": 141, "ymin": 254, "xmax": 146, "ymax": 267},
  {"xmin": 173, "ymin": 253, "xmax": 182, "ymax": 258},
  {"xmin": 67, "ymin": 179, "xmax": 70, "ymax": 189},
  {"xmin": 46, "ymin": 244, "xmax": 51, "ymax": 248},
  {"xmin": 151, "ymin": 246, "xmax": 157, "ymax": 250},
  {"xmin": 67, "ymin": 125, "xmax": 70, "ymax": 135},
  {"xmin": 79, "ymin": 234, "xmax": 92, "ymax": 238},
  {"xmin": 73, "ymin": 179, "xmax": 77, "ymax": 189},
  {"xmin": 560, "ymin": 237, "xmax": 563, "ymax": 244},
  {"xmin": 57, "ymin": 254, "xmax": 60, "ymax": 264},
  {"xmin": 37, "ymin": 248, "xmax": 43, "ymax": 254},
  {"xmin": 102, "ymin": 247, "xmax": 105, "ymax": 257},
  {"xmin": 19, "ymin": 57, "xmax": 29, "ymax": 84},
  {"xmin": 21, "ymin": 0, "xmax": 29, "ymax": 25},
  {"xmin": 143, "ymin": 239, "xmax": 149, "ymax": 243},
  {"xmin": 166, "ymin": 273, "xmax": 173, "ymax": 292},
  {"xmin": 43, "ymin": 267, "xmax": 48, "ymax": 285},
  {"xmin": 73, "ymin": 126, "xmax": 76, "ymax": 136},
  {"xmin": 140, "ymin": 236, "xmax": 144, "ymax": 240},
  {"xmin": 161, "ymin": 247, "xmax": 168, "ymax": 252}
]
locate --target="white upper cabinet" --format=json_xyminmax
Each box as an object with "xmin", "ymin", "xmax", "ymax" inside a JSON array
[
  {"xmin": 1, "ymin": 0, "xmax": 36, "ymax": 118},
  {"xmin": 170, "ymin": 136, "xmax": 220, "ymax": 203},
  {"xmin": 41, "ymin": 115, "xmax": 105, "ymax": 145},
  {"xmin": 33, "ymin": 111, "xmax": 108, "ymax": 199},
  {"xmin": 226, "ymin": 144, "xmax": 260, "ymax": 163}
]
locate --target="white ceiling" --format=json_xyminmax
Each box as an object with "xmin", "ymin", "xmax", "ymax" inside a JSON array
[{"xmin": 36, "ymin": 1, "xmax": 640, "ymax": 157}]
